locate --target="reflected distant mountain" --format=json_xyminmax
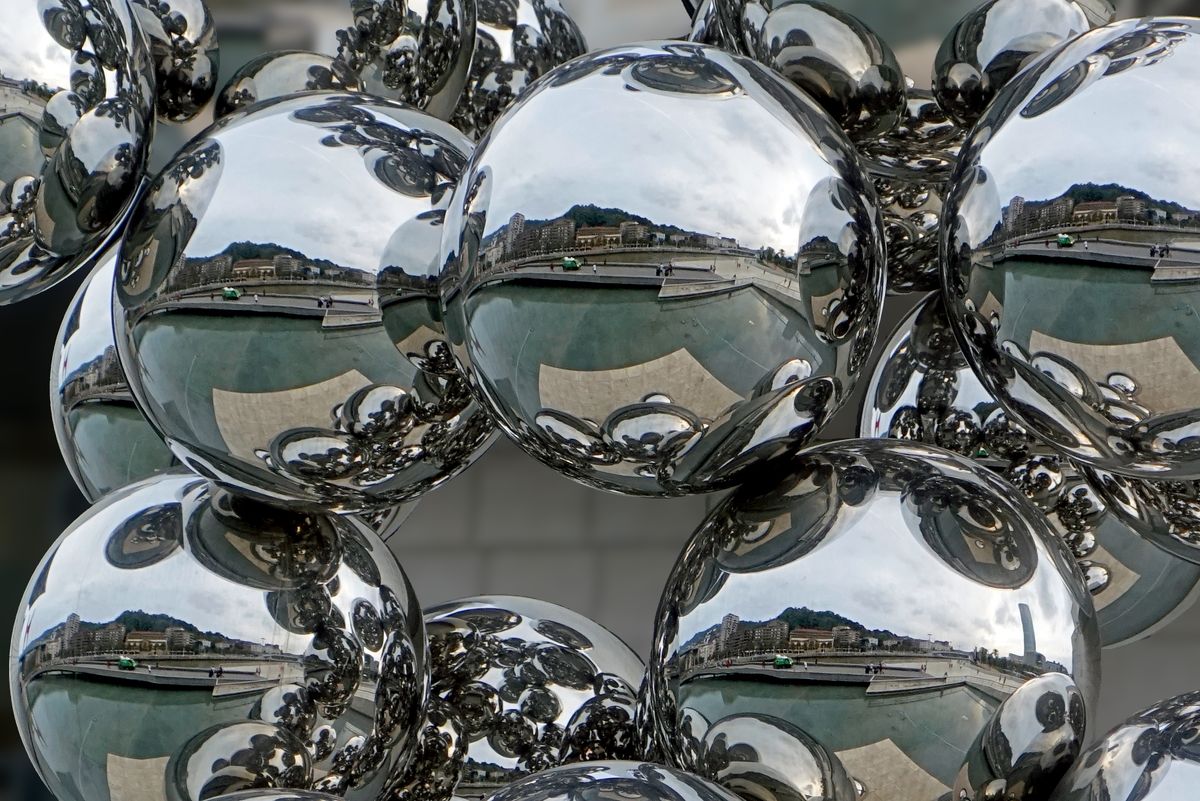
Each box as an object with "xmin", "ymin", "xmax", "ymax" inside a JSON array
[
  {"xmin": 680, "ymin": 605, "xmax": 908, "ymax": 652},
  {"xmin": 29, "ymin": 608, "xmax": 261, "ymax": 653},
  {"xmin": 993, "ymin": 182, "xmax": 1200, "ymax": 244}
]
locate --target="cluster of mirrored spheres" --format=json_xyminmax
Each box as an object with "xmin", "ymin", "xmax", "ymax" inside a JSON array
[{"xmin": 9, "ymin": 1, "xmax": 1200, "ymax": 801}]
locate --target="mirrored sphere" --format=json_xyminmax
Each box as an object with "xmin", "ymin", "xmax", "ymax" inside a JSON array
[
  {"xmin": 130, "ymin": 0, "xmax": 220, "ymax": 122},
  {"xmin": 687, "ymin": 0, "xmax": 733, "ymax": 49},
  {"xmin": 210, "ymin": 792, "xmax": 343, "ymax": 801},
  {"xmin": 447, "ymin": 0, "xmax": 588, "ymax": 139},
  {"xmin": 485, "ymin": 762, "xmax": 743, "ymax": 801},
  {"xmin": 648, "ymin": 439, "xmax": 1101, "ymax": 801},
  {"xmin": 1081, "ymin": 468, "xmax": 1200, "ymax": 567},
  {"xmin": 216, "ymin": 51, "xmax": 362, "ymax": 120},
  {"xmin": 932, "ymin": 0, "xmax": 1113, "ymax": 128},
  {"xmin": 955, "ymin": 673, "xmax": 1086, "ymax": 801},
  {"xmin": 440, "ymin": 42, "xmax": 885, "ymax": 496},
  {"xmin": 1050, "ymin": 691, "xmax": 1200, "ymax": 801},
  {"xmin": 386, "ymin": 596, "xmax": 645, "ymax": 799},
  {"xmin": 10, "ymin": 471, "xmax": 428, "ymax": 801},
  {"xmin": 340, "ymin": 0, "xmax": 477, "ymax": 121},
  {"xmin": 51, "ymin": 249, "xmax": 178, "ymax": 502},
  {"xmin": 113, "ymin": 92, "xmax": 496, "ymax": 512},
  {"xmin": 943, "ymin": 17, "xmax": 1200, "ymax": 480},
  {"xmin": 861, "ymin": 294, "xmax": 1200, "ymax": 647},
  {"xmin": 721, "ymin": 1, "xmax": 906, "ymax": 141},
  {"xmin": 0, "ymin": 0, "xmax": 155, "ymax": 304}
]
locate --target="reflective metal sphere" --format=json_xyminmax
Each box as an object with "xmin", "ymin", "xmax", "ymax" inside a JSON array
[
  {"xmin": 386, "ymin": 596, "xmax": 645, "ymax": 799},
  {"xmin": 648, "ymin": 439, "xmax": 1101, "ymax": 801},
  {"xmin": 210, "ymin": 792, "xmax": 344, "ymax": 801},
  {"xmin": 440, "ymin": 42, "xmax": 885, "ymax": 496},
  {"xmin": 688, "ymin": 1, "xmax": 733, "ymax": 49},
  {"xmin": 943, "ymin": 17, "xmax": 1200, "ymax": 480},
  {"xmin": 861, "ymin": 294, "xmax": 1200, "ymax": 647},
  {"xmin": 696, "ymin": 713, "xmax": 857, "ymax": 801},
  {"xmin": 447, "ymin": 0, "xmax": 588, "ymax": 139},
  {"xmin": 216, "ymin": 51, "xmax": 362, "ymax": 120},
  {"xmin": 955, "ymin": 673, "xmax": 1086, "ymax": 801},
  {"xmin": 130, "ymin": 0, "xmax": 220, "ymax": 122},
  {"xmin": 485, "ymin": 762, "xmax": 743, "ymax": 801},
  {"xmin": 339, "ymin": 0, "xmax": 477, "ymax": 121},
  {"xmin": 859, "ymin": 90, "xmax": 964, "ymax": 294},
  {"xmin": 10, "ymin": 471, "xmax": 428, "ymax": 801},
  {"xmin": 113, "ymin": 93, "xmax": 496, "ymax": 512},
  {"xmin": 51, "ymin": 249, "xmax": 178, "ymax": 503},
  {"xmin": 718, "ymin": 1, "xmax": 906, "ymax": 141},
  {"xmin": 1081, "ymin": 468, "xmax": 1200, "ymax": 566},
  {"xmin": 0, "ymin": 0, "xmax": 155, "ymax": 305},
  {"xmin": 1050, "ymin": 691, "xmax": 1200, "ymax": 801},
  {"xmin": 932, "ymin": 0, "xmax": 1113, "ymax": 128}
]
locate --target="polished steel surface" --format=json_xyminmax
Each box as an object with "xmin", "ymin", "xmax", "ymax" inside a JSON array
[
  {"xmin": 687, "ymin": 0, "xmax": 733, "ymax": 48},
  {"xmin": 942, "ymin": 17, "xmax": 1200, "ymax": 480},
  {"xmin": 113, "ymin": 92, "xmax": 496, "ymax": 512},
  {"xmin": 216, "ymin": 51, "xmax": 362, "ymax": 120},
  {"xmin": 859, "ymin": 90, "xmax": 964, "ymax": 294},
  {"xmin": 207, "ymin": 792, "xmax": 344, "ymax": 801},
  {"xmin": 0, "ymin": 0, "xmax": 155, "ymax": 305},
  {"xmin": 861, "ymin": 294, "xmax": 1200, "ymax": 648},
  {"xmin": 448, "ymin": 0, "xmax": 588, "ymax": 139},
  {"xmin": 955, "ymin": 673, "xmax": 1086, "ymax": 801},
  {"xmin": 648, "ymin": 439, "xmax": 1100, "ymax": 801},
  {"xmin": 932, "ymin": 0, "xmax": 1114, "ymax": 127},
  {"xmin": 715, "ymin": 1, "xmax": 906, "ymax": 140},
  {"xmin": 339, "ymin": 0, "xmax": 477, "ymax": 121},
  {"xmin": 130, "ymin": 0, "xmax": 220, "ymax": 122},
  {"xmin": 1082, "ymin": 467, "xmax": 1200, "ymax": 566},
  {"xmin": 1050, "ymin": 691, "xmax": 1200, "ymax": 801},
  {"xmin": 386, "ymin": 596, "xmax": 646, "ymax": 800},
  {"xmin": 51, "ymin": 249, "xmax": 177, "ymax": 503},
  {"xmin": 9, "ymin": 471, "xmax": 428, "ymax": 801},
  {"xmin": 440, "ymin": 42, "xmax": 885, "ymax": 496},
  {"xmin": 485, "ymin": 762, "xmax": 743, "ymax": 801}
]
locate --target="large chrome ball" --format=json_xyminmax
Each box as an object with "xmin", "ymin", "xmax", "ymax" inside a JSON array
[
  {"xmin": 386, "ymin": 596, "xmax": 645, "ymax": 799},
  {"xmin": 216, "ymin": 51, "xmax": 362, "ymax": 120},
  {"xmin": 129, "ymin": 0, "xmax": 220, "ymax": 122},
  {"xmin": 648, "ymin": 439, "xmax": 1100, "ymax": 801},
  {"xmin": 942, "ymin": 17, "xmax": 1200, "ymax": 480},
  {"xmin": 447, "ymin": 0, "xmax": 588, "ymax": 139},
  {"xmin": 0, "ymin": 0, "xmax": 155, "ymax": 305},
  {"xmin": 112, "ymin": 92, "xmax": 496, "ymax": 512},
  {"xmin": 718, "ymin": 1, "xmax": 906, "ymax": 141},
  {"xmin": 1081, "ymin": 468, "xmax": 1200, "ymax": 567},
  {"xmin": 861, "ymin": 294, "xmax": 1200, "ymax": 648},
  {"xmin": 1050, "ymin": 691, "xmax": 1200, "ymax": 801},
  {"xmin": 484, "ymin": 762, "xmax": 743, "ymax": 801},
  {"xmin": 933, "ymin": 0, "xmax": 1113, "ymax": 128},
  {"xmin": 52, "ymin": 249, "xmax": 178, "ymax": 502},
  {"xmin": 9, "ymin": 471, "xmax": 427, "ymax": 801},
  {"xmin": 440, "ymin": 42, "xmax": 885, "ymax": 496}
]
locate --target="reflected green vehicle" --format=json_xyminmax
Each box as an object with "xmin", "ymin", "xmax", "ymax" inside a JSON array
[
  {"xmin": 1056, "ymin": 234, "xmax": 1077, "ymax": 248},
  {"xmin": 116, "ymin": 657, "xmax": 137, "ymax": 670},
  {"xmin": 562, "ymin": 257, "xmax": 581, "ymax": 271},
  {"xmin": 774, "ymin": 655, "xmax": 793, "ymax": 668},
  {"xmin": 222, "ymin": 287, "xmax": 242, "ymax": 300}
]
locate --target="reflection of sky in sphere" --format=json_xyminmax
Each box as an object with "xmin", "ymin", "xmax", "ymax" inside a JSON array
[
  {"xmin": 0, "ymin": 4, "xmax": 68, "ymax": 90},
  {"xmin": 477, "ymin": 48, "xmax": 843, "ymax": 255},
  {"xmin": 59, "ymin": 256, "xmax": 118, "ymax": 383}
]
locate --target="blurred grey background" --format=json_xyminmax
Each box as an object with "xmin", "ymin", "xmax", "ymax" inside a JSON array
[{"xmin": 2, "ymin": 1, "xmax": 1196, "ymax": 800}]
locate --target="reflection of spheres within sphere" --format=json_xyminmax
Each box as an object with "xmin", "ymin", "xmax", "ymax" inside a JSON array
[
  {"xmin": 113, "ymin": 93, "xmax": 496, "ymax": 512},
  {"xmin": 943, "ymin": 18, "xmax": 1200, "ymax": 480},
  {"xmin": 648, "ymin": 440, "xmax": 1099, "ymax": 801},
  {"xmin": 216, "ymin": 51, "xmax": 362, "ymax": 120},
  {"xmin": 390, "ymin": 596, "xmax": 646, "ymax": 799},
  {"xmin": 440, "ymin": 42, "xmax": 885, "ymax": 497},
  {"xmin": 10, "ymin": 472, "xmax": 427, "ymax": 801},
  {"xmin": 0, "ymin": 0, "xmax": 155, "ymax": 305},
  {"xmin": 129, "ymin": 0, "xmax": 221, "ymax": 122},
  {"xmin": 486, "ymin": 761, "xmax": 745, "ymax": 801},
  {"xmin": 1050, "ymin": 691, "xmax": 1200, "ymax": 801},
  {"xmin": 860, "ymin": 294, "xmax": 1200, "ymax": 648},
  {"xmin": 52, "ymin": 251, "xmax": 178, "ymax": 502}
]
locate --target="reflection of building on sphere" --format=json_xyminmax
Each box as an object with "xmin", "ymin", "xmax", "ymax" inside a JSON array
[
  {"xmin": 440, "ymin": 42, "xmax": 885, "ymax": 496},
  {"xmin": 648, "ymin": 440, "xmax": 1099, "ymax": 801},
  {"xmin": 112, "ymin": 93, "xmax": 495, "ymax": 511},
  {"xmin": 9, "ymin": 472, "xmax": 426, "ymax": 801},
  {"xmin": 943, "ymin": 17, "xmax": 1200, "ymax": 479}
]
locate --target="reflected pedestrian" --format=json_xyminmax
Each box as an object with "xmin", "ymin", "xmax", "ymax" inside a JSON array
[{"xmin": 592, "ymin": 264, "xmax": 597, "ymax": 274}]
